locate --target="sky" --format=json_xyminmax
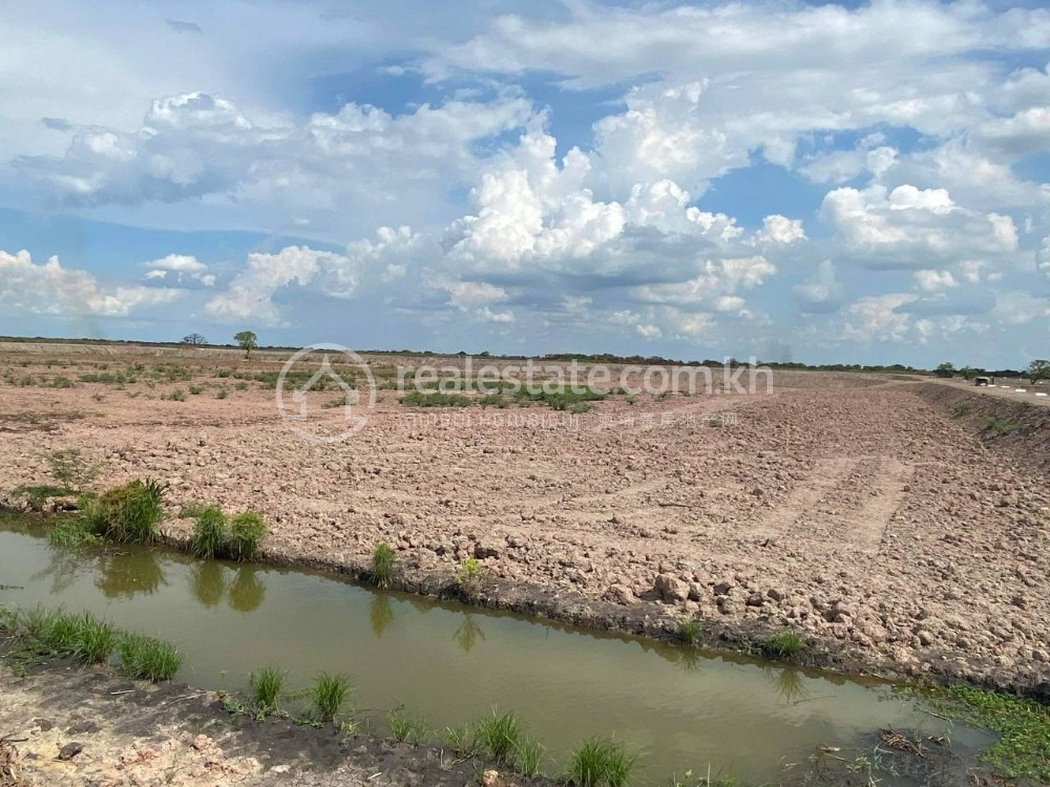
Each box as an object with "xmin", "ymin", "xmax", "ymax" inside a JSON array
[{"xmin": 0, "ymin": 0, "xmax": 1048, "ymax": 367}]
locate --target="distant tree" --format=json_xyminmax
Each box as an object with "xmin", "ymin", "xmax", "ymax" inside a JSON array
[
  {"xmin": 234, "ymin": 330, "xmax": 258, "ymax": 359},
  {"xmin": 182, "ymin": 333, "xmax": 207, "ymax": 346},
  {"xmin": 959, "ymin": 366, "xmax": 981, "ymax": 381},
  {"xmin": 934, "ymin": 362, "xmax": 956, "ymax": 378},
  {"xmin": 1028, "ymin": 359, "xmax": 1050, "ymax": 385}
]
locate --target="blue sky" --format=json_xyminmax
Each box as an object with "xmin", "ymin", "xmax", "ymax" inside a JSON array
[{"xmin": 0, "ymin": 0, "xmax": 1048, "ymax": 367}]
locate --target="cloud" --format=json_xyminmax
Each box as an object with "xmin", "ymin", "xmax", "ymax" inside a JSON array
[
  {"xmin": 0, "ymin": 249, "xmax": 183, "ymax": 317},
  {"xmin": 793, "ymin": 260, "xmax": 843, "ymax": 313},
  {"xmin": 140, "ymin": 253, "xmax": 214, "ymax": 286},
  {"xmin": 913, "ymin": 269, "xmax": 958, "ymax": 293},
  {"xmin": 754, "ymin": 215, "xmax": 806, "ymax": 245},
  {"xmin": 166, "ymin": 20, "xmax": 202, "ymax": 35},
  {"xmin": 820, "ymin": 183, "xmax": 1019, "ymax": 268}
]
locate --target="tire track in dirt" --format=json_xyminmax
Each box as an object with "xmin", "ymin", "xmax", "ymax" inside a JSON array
[
  {"xmin": 839, "ymin": 457, "xmax": 912, "ymax": 555},
  {"xmin": 749, "ymin": 456, "xmax": 857, "ymax": 540}
]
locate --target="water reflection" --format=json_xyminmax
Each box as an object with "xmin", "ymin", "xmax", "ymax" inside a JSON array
[
  {"xmin": 96, "ymin": 550, "xmax": 165, "ymax": 598},
  {"xmin": 190, "ymin": 561, "xmax": 227, "ymax": 607},
  {"xmin": 370, "ymin": 593, "xmax": 395, "ymax": 638},
  {"xmin": 228, "ymin": 567, "xmax": 266, "ymax": 613},
  {"xmin": 765, "ymin": 667, "xmax": 810, "ymax": 705},
  {"xmin": 453, "ymin": 613, "xmax": 485, "ymax": 653}
]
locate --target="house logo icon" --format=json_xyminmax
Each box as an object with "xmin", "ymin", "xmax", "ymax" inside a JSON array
[{"xmin": 275, "ymin": 343, "xmax": 377, "ymax": 443}]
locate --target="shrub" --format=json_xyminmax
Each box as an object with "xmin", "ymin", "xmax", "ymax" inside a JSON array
[
  {"xmin": 388, "ymin": 705, "xmax": 429, "ymax": 745},
  {"xmin": 188, "ymin": 506, "xmax": 228, "ymax": 559},
  {"xmin": 117, "ymin": 633, "xmax": 182, "ymax": 681},
  {"xmin": 188, "ymin": 385, "xmax": 203, "ymax": 395},
  {"xmin": 249, "ymin": 666, "xmax": 286, "ymax": 716},
  {"xmin": 310, "ymin": 672, "xmax": 352, "ymax": 723},
  {"xmin": 759, "ymin": 630, "xmax": 804, "ymax": 660},
  {"xmin": 80, "ymin": 479, "xmax": 166, "ymax": 544},
  {"xmin": 982, "ymin": 415, "xmax": 1015, "ymax": 436},
  {"xmin": 162, "ymin": 388, "xmax": 186, "ymax": 401},
  {"xmin": 370, "ymin": 542, "xmax": 399, "ymax": 589},
  {"xmin": 215, "ymin": 388, "xmax": 228, "ymax": 400},
  {"xmin": 569, "ymin": 738, "xmax": 638, "ymax": 787}
]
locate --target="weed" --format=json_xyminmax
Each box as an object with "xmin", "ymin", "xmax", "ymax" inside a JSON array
[
  {"xmin": 215, "ymin": 388, "xmax": 228, "ymax": 400},
  {"xmin": 515, "ymin": 735, "xmax": 543, "ymax": 777},
  {"xmin": 322, "ymin": 396, "xmax": 351, "ymax": 409},
  {"xmin": 12, "ymin": 484, "xmax": 75, "ymax": 511},
  {"xmin": 188, "ymin": 385, "xmax": 203, "ymax": 395},
  {"xmin": 235, "ymin": 381, "xmax": 248, "ymax": 391},
  {"xmin": 478, "ymin": 393, "xmax": 509, "ymax": 408},
  {"xmin": 70, "ymin": 613, "xmax": 118, "ymax": 665},
  {"xmin": 981, "ymin": 415, "xmax": 1015, "ymax": 436},
  {"xmin": 951, "ymin": 401, "xmax": 972, "ymax": 417},
  {"xmin": 188, "ymin": 506, "xmax": 228, "ymax": 558},
  {"xmin": 178, "ymin": 501, "xmax": 208, "ymax": 519},
  {"xmin": 442, "ymin": 723, "xmax": 481, "ymax": 758},
  {"xmin": 162, "ymin": 388, "xmax": 186, "ymax": 401},
  {"xmin": 453, "ymin": 558, "xmax": 488, "ymax": 600},
  {"xmin": 80, "ymin": 479, "xmax": 166, "ymax": 544},
  {"xmin": 758, "ymin": 630, "xmax": 804, "ymax": 660},
  {"xmin": 117, "ymin": 633, "xmax": 182, "ymax": 681},
  {"xmin": 46, "ymin": 518, "xmax": 100, "ymax": 548},
  {"xmin": 677, "ymin": 619, "xmax": 702, "ymax": 647},
  {"xmin": 228, "ymin": 511, "xmax": 267, "ymax": 561},
  {"xmin": 249, "ymin": 666, "xmax": 286, "ymax": 716},
  {"xmin": 569, "ymin": 737, "xmax": 638, "ymax": 787},
  {"xmin": 310, "ymin": 672, "xmax": 352, "ymax": 723},
  {"xmin": 47, "ymin": 448, "xmax": 98, "ymax": 490},
  {"xmin": 938, "ymin": 686, "xmax": 1050, "ymax": 779},
  {"xmin": 370, "ymin": 542, "xmax": 399, "ymax": 589},
  {"xmin": 388, "ymin": 705, "xmax": 429, "ymax": 745},
  {"xmin": 47, "ymin": 376, "xmax": 75, "ymax": 388},
  {"xmin": 476, "ymin": 711, "xmax": 527, "ymax": 765},
  {"xmin": 217, "ymin": 368, "xmax": 232, "ymax": 378},
  {"xmin": 401, "ymin": 390, "xmax": 472, "ymax": 408}
]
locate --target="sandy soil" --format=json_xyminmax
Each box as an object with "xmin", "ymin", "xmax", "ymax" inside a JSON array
[
  {"xmin": 0, "ymin": 661, "xmax": 525, "ymax": 787},
  {"xmin": 1, "ymin": 344, "xmax": 1048, "ymax": 693}
]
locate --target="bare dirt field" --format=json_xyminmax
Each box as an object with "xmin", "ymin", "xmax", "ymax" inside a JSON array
[{"xmin": 1, "ymin": 342, "xmax": 1048, "ymax": 693}]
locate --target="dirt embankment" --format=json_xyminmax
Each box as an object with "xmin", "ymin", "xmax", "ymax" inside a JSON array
[
  {"xmin": 0, "ymin": 660, "xmax": 533, "ymax": 787},
  {"xmin": 914, "ymin": 382, "xmax": 1050, "ymax": 474}
]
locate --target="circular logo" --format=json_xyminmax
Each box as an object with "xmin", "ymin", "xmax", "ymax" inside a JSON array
[{"xmin": 275, "ymin": 343, "xmax": 377, "ymax": 443}]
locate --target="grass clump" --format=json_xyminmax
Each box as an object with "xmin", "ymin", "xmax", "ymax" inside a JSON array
[
  {"xmin": 188, "ymin": 506, "xmax": 227, "ymax": 558},
  {"xmin": 117, "ymin": 633, "xmax": 182, "ymax": 681},
  {"xmin": 400, "ymin": 390, "xmax": 472, "ymax": 408},
  {"xmin": 442, "ymin": 723, "xmax": 481, "ymax": 758},
  {"xmin": 370, "ymin": 542, "xmax": 399, "ymax": 589},
  {"xmin": 162, "ymin": 388, "xmax": 186, "ymax": 401},
  {"xmin": 188, "ymin": 508, "xmax": 267, "ymax": 561},
  {"xmin": 981, "ymin": 415, "xmax": 1015, "ymax": 436},
  {"xmin": 215, "ymin": 387, "xmax": 228, "ymax": 399},
  {"xmin": 79, "ymin": 478, "xmax": 166, "ymax": 544},
  {"xmin": 476, "ymin": 711, "xmax": 528, "ymax": 765},
  {"xmin": 46, "ymin": 518, "xmax": 101, "ymax": 547},
  {"xmin": 951, "ymin": 401, "xmax": 972, "ymax": 417},
  {"xmin": 677, "ymin": 619, "xmax": 702, "ymax": 647},
  {"xmin": 310, "ymin": 672, "xmax": 352, "ymax": 723},
  {"xmin": 228, "ymin": 511, "xmax": 267, "ymax": 561},
  {"xmin": 249, "ymin": 666, "xmax": 286, "ymax": 717},
  {"xmin": 758, "ymin": 629, "xmax": 804, "ymax": 660},
  {"xmin": 6, "ymin": 608, "xmax": 118, "ymax": 665},
  {"xmin": 569, "ymin": 738, "xmax": 638, "ymax": 787},
  {"xmin": 387, "ymin": 705, "xmax": 429, "ymax": 745},
  {"xmin": 940, "ymin": 686, "xmax": 1050, "ymax": 780}
]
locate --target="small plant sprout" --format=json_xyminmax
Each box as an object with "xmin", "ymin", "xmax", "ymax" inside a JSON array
[
  {"xmin": 677, "ymin": 619, "xmax": 702, "ymax": 647},
  {"xmin": 387, "ymin": 705, "xmax": 429, "ymax": 745},
  {"xmin": 454, "ymin": 557, "xmax": 488, "ymax": 600}
]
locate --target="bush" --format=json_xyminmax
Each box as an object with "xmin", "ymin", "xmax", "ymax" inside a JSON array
[
  {"xmin": 117, "ymin": 633, "xmax": 182, "ymax": 681},
  {"xmin": 453, "ymin": 558, "xmax": 488, "ymax": 600},
  {"xmin": 188, "ymin": 506, "xmax": 228, "ymax": 558},
  {"xmin": 228, "ymin": 511, "xmax": 266, "ymax": 561},
  {"xmin": 400, "ymin": 390, "xmax": 472, "ymax": 408},
  {"xmin": 370, "ymin": 542, "xmax": 399, "ymax": 589},
  {"xmin": 47, "ymin": 518, "xmax": 101, "ymax": 548},
  {"xmin": 215, "ymin": 388, "xmax": 228, "ymax": 400},
  {"xmin": 80, "ymin": 479, "xmax": 166, "ymax": 544},
  {"xmin": 569, "ymin": 738, "xmax": 638, "ymax": 787}
]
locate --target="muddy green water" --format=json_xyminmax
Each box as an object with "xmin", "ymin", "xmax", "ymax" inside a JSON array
[{"xmin": 0, "ymin": 526, "xmax": 986, "ymax": 783}]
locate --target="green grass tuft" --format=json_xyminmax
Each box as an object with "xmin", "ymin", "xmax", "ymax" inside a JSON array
[
  {"xmin": 475, "ymin": 711, "xmax": 528, "ymax": 765},
  {"xmin": 310, "ymin": 672, "xmax": 352, "ymax": 723},
  {"xmin": 46, "ymin": 518, "xmax": 101, "ymax": 548},
  {"xmin": 400, "ymin": 390, "xmax": 473, "ymax": 408},
  {"xmin": 249, "ymin": 666, "xmax": 286, "ymax": 716},
  {"xmin": 188, "ymin": 506, "xmax": 228, "ymax": 559},
  {"xmin": 117, "ymin": 633, "xmax": 182, "ymax": 681},
  {"xmin": 387, "ymin": 705, "xmax": 429, "ymax": 745},
  {"xmin": 227, "ymin": 511, "xmax": 267, "ymax": 561},
  {"xmin": 370, "ymin": 542, "xmax": 399, "ymax": 589},
  {"xmin": 758, "ymin": 630, "xmax": 804, "ymax": 660},
  {"xmin": 677, "ymin": 619, "xmax": 702, "ymax": 647},
  {"xmin": 79, "ymin": 478, "xmax": 166, "ymax": 544},
  {"xmin": 569, "ymin": 737, "xmax": 638, "ymax": 787}
]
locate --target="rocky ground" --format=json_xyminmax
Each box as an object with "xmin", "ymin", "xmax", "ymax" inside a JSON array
[{"xmin": 1, "ymin": 344, "xmax": 1048, "ymax": 694}]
